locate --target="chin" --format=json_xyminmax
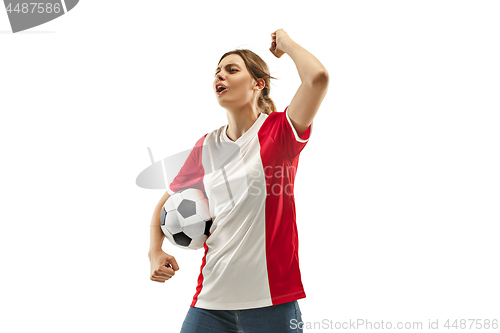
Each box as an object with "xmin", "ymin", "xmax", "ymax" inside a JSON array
[
  {"xmin": 216, "ymin": 98, "xmax": 232, "ymax": 108},
  {"xmin": 216, "ymin": 100, "xmax": 227, "ymax": 108}
]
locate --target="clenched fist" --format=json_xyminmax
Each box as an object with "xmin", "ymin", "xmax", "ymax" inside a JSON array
[
  {"xmin": 149, "ymin": 249, "xmax": 180, "ymax": 283},
  {"xmin": 269, "ymin": 28, "xmax": 293, "ymax": 58}
]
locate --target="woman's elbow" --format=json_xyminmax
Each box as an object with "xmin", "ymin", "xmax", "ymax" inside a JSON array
[{"xmin": 312, "ymin": 70, "xmax": 329, "ymax": 86}]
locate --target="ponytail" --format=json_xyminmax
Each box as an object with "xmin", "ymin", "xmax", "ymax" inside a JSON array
[{"xmin": 259, "ymin": 86, "xmax": 277, "ymax": 115}]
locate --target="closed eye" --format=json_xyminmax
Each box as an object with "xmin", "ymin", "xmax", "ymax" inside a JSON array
[{"xmin": 214, "ymin": 68, "xmax": 238, "ymax": 77}]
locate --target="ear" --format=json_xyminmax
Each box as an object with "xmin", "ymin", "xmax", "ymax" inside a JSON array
[{"xmin": 253, "ymin": 78, "xmax": 265, "ymax": 92}]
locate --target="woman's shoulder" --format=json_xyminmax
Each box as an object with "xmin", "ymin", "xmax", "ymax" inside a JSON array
[
  {"xmin": 202, "ymin": 124, "xmax": 227, "ymax": 142},
  {"xmin": 260, "ymin": 108, "xmax": 287, "ymax": 128}
]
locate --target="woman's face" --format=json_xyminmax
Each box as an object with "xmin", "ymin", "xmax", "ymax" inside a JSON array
[{"xmin": 214, "ymin": 54, "xmax": 262, "ymax": 109}]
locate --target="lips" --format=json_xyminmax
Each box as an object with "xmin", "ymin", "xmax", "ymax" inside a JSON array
[{"xmin": 216, "ymin": 83, "xmax": 227, "ymax": 95}]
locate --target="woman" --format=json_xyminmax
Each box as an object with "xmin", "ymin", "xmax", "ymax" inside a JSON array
[{"xmin": 148, "ymin": 29, "xmax": 329, "ymax": 332}]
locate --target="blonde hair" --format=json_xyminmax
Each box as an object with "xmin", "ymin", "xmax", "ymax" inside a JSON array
[{"xmin": 218, "ymin": 49, "xmax": 277, "ymax": 115}]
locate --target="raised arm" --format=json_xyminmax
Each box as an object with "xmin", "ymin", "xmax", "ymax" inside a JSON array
[{"xmin": 270, "ymin": 29, "xmax": 329, "ymax": 135}]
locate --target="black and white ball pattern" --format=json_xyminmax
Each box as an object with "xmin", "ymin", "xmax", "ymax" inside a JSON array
[{"xmin": 160, "ymin": 188, "xmax": 212, "ymax": 250}]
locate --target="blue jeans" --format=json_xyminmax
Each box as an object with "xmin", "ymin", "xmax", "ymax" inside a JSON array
[{"xmin": 180, "ymin": 300, "xmax": 304, "ymax": 333}]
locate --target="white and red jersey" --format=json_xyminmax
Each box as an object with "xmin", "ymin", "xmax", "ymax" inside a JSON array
[{"xmin": 167, "ymin": 106, "xmax": 312, "ymax": 310}]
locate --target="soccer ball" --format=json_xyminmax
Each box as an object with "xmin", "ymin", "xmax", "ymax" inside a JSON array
[{"xmin": 160, "ymin": 188, "xmax": 212, "ymax": 250}]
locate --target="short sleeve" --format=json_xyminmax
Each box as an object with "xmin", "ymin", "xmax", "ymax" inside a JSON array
[
  {"xmin": 166, "ymin": 134, "xmax": 207, "ymax": 195},
  {"xmin": 267, "ymin": 106, "xmax": 312, "ymax": 159}
]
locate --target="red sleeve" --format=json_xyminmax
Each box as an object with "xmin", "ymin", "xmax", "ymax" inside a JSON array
[
  {"xmin": 167, "ymin": 134, "xmax": 207, "ymax": 195},
  {"xmin": 267, "ymin": 106, "xmax": 312, "ymax": 159}
]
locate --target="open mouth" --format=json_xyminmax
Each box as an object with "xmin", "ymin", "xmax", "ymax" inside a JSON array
[{"xmin": 216, "ymin": 85, "xmax": 227, "ymax": 95}]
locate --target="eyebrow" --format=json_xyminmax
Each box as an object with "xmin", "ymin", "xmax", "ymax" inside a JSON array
[{"xmin": 215, "ymin": 63, "xmax": 241, "ymax": 73}]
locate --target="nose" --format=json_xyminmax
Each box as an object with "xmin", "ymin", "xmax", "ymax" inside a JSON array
[{"xmin": 215, "ymin": 73, "xmax": 225, "ymax": 91}]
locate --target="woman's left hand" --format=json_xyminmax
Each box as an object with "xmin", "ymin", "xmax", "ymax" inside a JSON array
[{"xmin": 270, "ymin": 29, "xmax": 292, "ymax": 58}]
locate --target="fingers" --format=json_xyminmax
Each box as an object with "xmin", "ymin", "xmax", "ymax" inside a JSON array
[
  {"xmin": 158, "ymin": 265, "xmax": 175, "ymax": 278},
  {"xmin": 149, "ymin": 254, "xmax": 179, "ymax": 283},
  {"xmin": 271, "ymin": 32, "xmax": 277, "ymax": 46},
  {"xmin": 269, "ymin": 32, "xmax": 277, "ymax": 56},
  {"xmin": 168, "ymin": 257, "xmax": 180, "ymax": 271},
  {"xmin": 150, "ymin": 266, "xmax": 175, "ymax": 283},
  {"xmin": 270, "ymin": 29, "xmax": 283, "ymax": 38},
  {"xmin": 270, "ymin": 30, "xmax": 279, "ymax": 57}
]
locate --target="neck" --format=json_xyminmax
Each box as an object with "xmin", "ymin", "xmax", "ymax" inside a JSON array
[{"xmin": 225, "ymin": 104, "xmax": 261, "ymax": 141}]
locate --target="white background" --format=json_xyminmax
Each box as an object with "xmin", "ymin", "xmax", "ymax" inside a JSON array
[{"xmin": 1, "ymin": 1, "xmax": 499, "ymax": 332}]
